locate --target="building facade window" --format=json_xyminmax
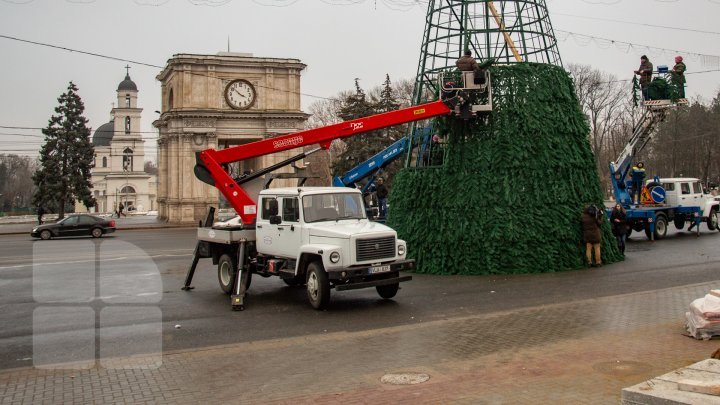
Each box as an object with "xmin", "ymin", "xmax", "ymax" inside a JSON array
[
  {"xmin": 102, "ymin": 156, "xmax": 107, "ymax": 167},
  {"xmin": 125, "ymin": 117, "xmax": 131, "ymax": 134},
  {"xmin": 125, "ymin": 95, "xmax": 131, "ymax": 108},
  {"xmin": 123, "ymin": 148, "xmax": 133, "ymax": 172},
  {"xmin": 168, "ymin": 88, "xmax": 174, "ymax": 110}
]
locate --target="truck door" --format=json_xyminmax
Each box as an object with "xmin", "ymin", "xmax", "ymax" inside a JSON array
[
  {"xmin": 256, "ymin": 196, "xmax": 280, "ymax": 257},
  {"xmin": 255, "ymin": 196, "xmax": 303, "ymax": 259},
  {"xmin": 678, "ymin": 181, "xmax": 698, "ymax": 206},
  {"xmin": 689, "ymin": 181, "xmax": 705, "ymax": 210},
  {"xmin": 274, "ymin": 197, "xmax": 303, "ymax": 258}
]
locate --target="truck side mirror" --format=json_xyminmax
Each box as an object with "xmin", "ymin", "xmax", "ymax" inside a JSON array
[{"xmin": 269, "ymin": 215, "xmax": 282, "ymax": 225}]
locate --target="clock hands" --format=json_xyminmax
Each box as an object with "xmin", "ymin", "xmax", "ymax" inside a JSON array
[{"xmin": 227, "ymin": 81, "xmax": 254, "ymax": 108}]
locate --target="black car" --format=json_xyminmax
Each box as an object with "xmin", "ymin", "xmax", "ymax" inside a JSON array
[{"xmin": 31, "ymin": 214, "xmax": 116, "ymax": 240}]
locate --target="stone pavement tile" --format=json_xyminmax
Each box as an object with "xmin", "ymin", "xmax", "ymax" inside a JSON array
[{"xmin": 1, "ymin": 281, "xmax": 719, "ymax": 404}]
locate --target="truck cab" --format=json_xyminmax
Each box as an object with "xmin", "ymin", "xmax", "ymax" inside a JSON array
[
  {"xmin": 660, "ymin": 178, "xmax": 719, "ymax": 229},
  {"xmin": 256, "ymin": 187, "xmax": 410, "ymax": 273}
]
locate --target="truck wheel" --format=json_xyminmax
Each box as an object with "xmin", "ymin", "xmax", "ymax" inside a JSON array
[
  {"xmin": 656, "ymin": 214, "xmax": 668, "ymax": 239},
  {"xmin": 306, "ymin": 261, "xmax": 330, "ymax": 310},
  {"xmin": 376, "ymin": 283, "xmax": 399, "ymax": 299},
  {"xmin": 644, "ymin": 215, "xmax": 668, "ymax": 240},
  {"xmin": 217, "ymin": 254, "xmax": 236, "ymax": 295},
  {"xmin": 707, "ymin": 209, "xmax": 719, "ymax": 231}
]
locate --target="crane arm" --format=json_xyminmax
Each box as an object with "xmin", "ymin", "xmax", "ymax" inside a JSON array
[
  {"xmin": 196, "ymin": 99, "xmax": 453, "ymax": 224},
  {"xmin": 332, "ymin": 136, "xmax": 409, "ymax": 191}
]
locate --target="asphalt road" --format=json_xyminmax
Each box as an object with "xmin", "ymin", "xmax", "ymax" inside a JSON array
[{"xmin": 0, "ymin": 226, "xmax": 719, "ymax": 370}]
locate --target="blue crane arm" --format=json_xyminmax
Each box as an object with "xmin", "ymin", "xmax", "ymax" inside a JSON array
[
  {"xmin": 332, "ymin": 137, "xmax": 409, "ymax": 192},
  {"xmin": 608, "ymin": 98, "xmax": 685, "ymax": 206}
]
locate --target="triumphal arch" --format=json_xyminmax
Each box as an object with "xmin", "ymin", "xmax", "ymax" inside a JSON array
[{"xmin": 154, "ymin": 53, "xmax": 308, "ymax": 223}]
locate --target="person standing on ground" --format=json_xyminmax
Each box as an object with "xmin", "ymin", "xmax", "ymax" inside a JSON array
[
  {"xmin": 118, "ymin": 202, "xmax": 126, "ymax": 217},
  {"xmin": 581, "ymin": 205, "xmax": 604, "ymax": 267},
  {"xmin": 610, "ymin": 204, "xmax": 628, "ymax": 254},
  {"xmin": 671, "ymin": 55, "xmax": 686, "ymax": 98},
  {"xmin": 634, "ymin": 55, "xmax": 654, "ymax": 101},
  {"xmin": 37, "ymin": 206, "xmax": 45, "ymax": 225},
  {"xmin": 375, "ymin": 177, "xmax": 389, "ymax": 219}
]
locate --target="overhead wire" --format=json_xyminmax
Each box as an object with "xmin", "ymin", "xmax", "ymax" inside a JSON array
[
  {"xmin": 0, "ymin": 34, "xmax": 337, "ymax": 101},
  {"xmin": 553, "ymin": 12, "xmax": 720, "ymax": 36}
]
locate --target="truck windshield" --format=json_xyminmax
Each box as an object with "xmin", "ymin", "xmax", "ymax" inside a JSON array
[{"xmin": 302, "ymin": 193, "xmax": 366, "ymax": 223}]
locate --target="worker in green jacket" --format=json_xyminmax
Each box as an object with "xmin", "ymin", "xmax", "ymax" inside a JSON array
[{"xmin": 671, "ymin": 55, "xmax": 686, "ymax": 98}]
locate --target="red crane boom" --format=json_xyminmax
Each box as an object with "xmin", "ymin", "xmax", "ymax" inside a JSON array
[{"xmin": 196, "ymin": 99, "xmax": 454, "ymax": 225}]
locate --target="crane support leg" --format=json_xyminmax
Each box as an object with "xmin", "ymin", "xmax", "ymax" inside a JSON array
[
  {"xmin": 231, "ymin": 241, "xmax": 248, "ymax": 311},
  {"xmin": 182, "ymin": 207, "xmax": 215, "ymax": 291}
]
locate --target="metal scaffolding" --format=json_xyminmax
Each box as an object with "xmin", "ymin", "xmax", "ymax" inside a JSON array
[{"xmin": 412, "ymin": 0, "xmax": 562, "ymax": 105}]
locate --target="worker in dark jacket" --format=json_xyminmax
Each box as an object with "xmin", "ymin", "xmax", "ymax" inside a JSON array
[
  {"xmin": 456, "ymin": 50, "xmax": 478, "ymax": 72},
  {"xmin": 671, "ymin": 55, "xmax": 686, "ymax": 98},
  {"xmin": 610, "ymin": 204, "xmax": 628, "ymax": 254},
  {"xmin": 634, "ymin": 55, "xmax": 654, "ymax": 100},
  {"xmin": 581, "ymin": 205, "xmax": 603, "ymax": 267},
  {"xmin": 375, "ymin": 177, "xmax": 389, "ymax": 219}
]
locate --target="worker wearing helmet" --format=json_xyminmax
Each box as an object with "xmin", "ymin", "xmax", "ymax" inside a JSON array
[{"xmin": 671, "ymin": 55, "xmax": 686, "ymax": 98}]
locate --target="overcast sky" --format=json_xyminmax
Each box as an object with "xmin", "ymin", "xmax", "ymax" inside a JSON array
[{"xmin": 1, "ymin": 0, "xmax": 718, "ymax": 160}]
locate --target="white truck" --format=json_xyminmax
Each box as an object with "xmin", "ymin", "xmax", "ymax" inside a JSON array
[
  {"xmin": 188, "ymin": 187, "xmax": 413, "ymax": 310},
  {"xmin": 656, "ymin": 177, "xmax": 719, "ymax": 234},
  {"xmin": 609, "ymin": 97, "xmax": 719, "ymax": 240}
]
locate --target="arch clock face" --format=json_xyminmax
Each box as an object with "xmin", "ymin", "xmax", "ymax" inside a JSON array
[{"xmin": 225, "ymin": 79, "xmax": 256, "ymax": 110}]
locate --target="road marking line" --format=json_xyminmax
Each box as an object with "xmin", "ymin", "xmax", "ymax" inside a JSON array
[{"xmin": 0, "ymin": 253, "xmax": 193, "ymax": 270}]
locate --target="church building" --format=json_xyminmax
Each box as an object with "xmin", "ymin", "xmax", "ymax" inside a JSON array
[{"xmin": 78, "ymin": 69, "xmax": 157, "ymax": 214}]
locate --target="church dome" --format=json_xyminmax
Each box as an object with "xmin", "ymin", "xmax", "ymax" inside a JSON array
[
  {"xmin": 117, "ymin": 73, "xmax": 138, "ymax": 92},
  {"xmin": 93, "ymin": 120, "xmax": 115, "ymax": 146}
]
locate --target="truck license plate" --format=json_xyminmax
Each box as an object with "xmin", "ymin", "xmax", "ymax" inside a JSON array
[{"xmin": 369, "ymin": 265, "xmax": 391, "ymax": 274}]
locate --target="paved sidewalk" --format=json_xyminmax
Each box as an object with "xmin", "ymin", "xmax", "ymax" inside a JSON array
[{"xmin": 1, "ymin": 281, "xmax": 718, "ymax": 404}]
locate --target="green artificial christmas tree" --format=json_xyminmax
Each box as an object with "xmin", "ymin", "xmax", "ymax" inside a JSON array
[{"xmin": 389, "ymin": 0, "xmax": 621, "ymax": 274}]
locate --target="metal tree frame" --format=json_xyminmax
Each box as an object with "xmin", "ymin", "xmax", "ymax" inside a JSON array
[
  {"xmin": 413, "ymin": 0, "xmax": 562, "ymax": 104},
  {"xmin": 406, "ymin": 0, "xmax": 563, "ymax": 166}
]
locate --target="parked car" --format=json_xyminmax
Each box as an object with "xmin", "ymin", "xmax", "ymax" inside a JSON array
[{"xmin": 31, "ymin": 214, "xmax": 116, "ymax": 240}]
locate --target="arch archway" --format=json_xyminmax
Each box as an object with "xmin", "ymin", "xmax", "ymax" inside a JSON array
[{"xmin": 120, "ymin": 185, "xmax": 137, "ymax": 212}]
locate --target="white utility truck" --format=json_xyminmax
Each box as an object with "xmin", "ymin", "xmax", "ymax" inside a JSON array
[
  {"xmin": 180, "ymin": 71, "xmax": 491, "ymax": 310},
  {"xmin": 191, "ymin": 187, "xmax": 413, "ymax": 310}
]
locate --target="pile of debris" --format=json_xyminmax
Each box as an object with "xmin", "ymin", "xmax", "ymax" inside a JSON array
[{"xmin": 686, "ymin": 290, "xmax": 720, "ymax": 340}]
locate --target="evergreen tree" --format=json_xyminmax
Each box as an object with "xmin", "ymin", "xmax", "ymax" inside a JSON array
[
  {"xmin": 33, "ymin": 82, "xmax": 95, "ymax": 219},
  {"xmin": 370, "ymin": 74, "xmax": 405, "ymax": 183},
  {"xmin": 333, "ymin": 77, "xmax": 403, "ymax": 179},
  {"xmin": 374, "ymin": 74, "xmax": 400, "ymax": 113}
]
